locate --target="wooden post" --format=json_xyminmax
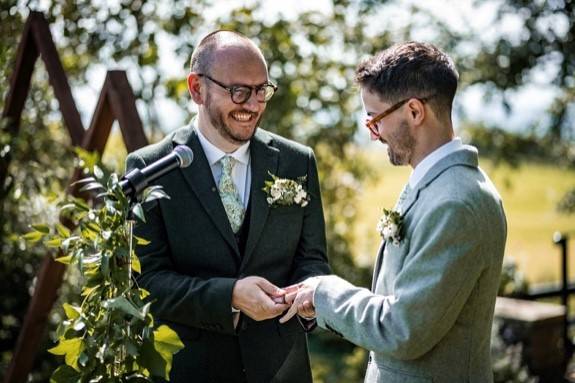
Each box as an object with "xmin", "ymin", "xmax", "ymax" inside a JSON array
[{"xmin": 2, "ymin": 11, "xmax": 148, "ymax": 383}]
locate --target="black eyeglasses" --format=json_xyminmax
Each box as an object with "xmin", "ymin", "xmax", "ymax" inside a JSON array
[
  {"xmin": 365, "ymin": 96, "xmax": 432, "ymax": 136},
  {"xmin": 198, "ymin": 74, "xmax": 278, "ymax": 104}
]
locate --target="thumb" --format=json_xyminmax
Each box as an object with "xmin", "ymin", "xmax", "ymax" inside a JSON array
[{"xmin": 256, "ymin": 278, "xmax": 285, "ymax": 296}]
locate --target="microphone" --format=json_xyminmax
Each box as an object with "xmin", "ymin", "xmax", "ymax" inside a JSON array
[{"xmin": 121, "ymin": 145, "xmax": 194, "ymax": 198}]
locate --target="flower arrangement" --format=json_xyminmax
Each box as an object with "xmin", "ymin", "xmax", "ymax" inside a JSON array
[
  {"xmin": 376, "ymin": 208, "xmax": 403, "ymax": 245},
  {"xmin": 263, "ymin": 172, "xmax": 310, "ymax": 207}
]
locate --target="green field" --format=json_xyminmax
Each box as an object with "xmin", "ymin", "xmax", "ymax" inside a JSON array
[{"xmin": 353, "ymin": 148, "xmax": 575, "ymax": 286}]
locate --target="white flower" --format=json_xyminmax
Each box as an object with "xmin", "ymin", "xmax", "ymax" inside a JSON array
[
  {"xmin": 377, "ymin": 208, "xmax": 403, "ymax": 245},
  {"xmin": 270, "ymin": 185, "xmax": 281, "ymax": 199},
  {"xmin": 263, "ymin": 172, "xmax": 310, "ymax": 208}
]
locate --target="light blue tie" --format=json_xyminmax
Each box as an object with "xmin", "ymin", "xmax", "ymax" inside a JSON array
[{"xmin": 218, "ymin": 156, "xmax": 245, "ymax": 233}]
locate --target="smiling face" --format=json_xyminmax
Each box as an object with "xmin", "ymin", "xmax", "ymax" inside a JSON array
[
  {"xmin": 361, "ymin": 88, "xmax": 415, "ymax": 166},
  {"xmin": 200, "ymin": 45, "xmax": 269, "ymax": 149}
]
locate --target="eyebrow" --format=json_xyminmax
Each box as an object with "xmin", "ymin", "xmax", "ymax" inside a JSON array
[{"xmin": 229, "ymin": 80, "xmax": 270, "ymax": 88}]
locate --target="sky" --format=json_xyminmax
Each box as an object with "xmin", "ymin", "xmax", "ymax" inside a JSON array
[{"xmin": 63, "ymin": 0, "xmax": 557, "ymax": 138}]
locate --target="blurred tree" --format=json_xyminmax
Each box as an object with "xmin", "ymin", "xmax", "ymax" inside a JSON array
[
  {"xmin": 469, "ymin": 0, "xmax": 574, "ymax": 141},
  {"xmin": 467, "ymin": 0, "xmax": 575, "ymax": 213}
]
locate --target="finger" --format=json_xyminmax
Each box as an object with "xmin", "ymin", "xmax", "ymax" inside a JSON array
[
  {"xmin": 299, "ymin": 300, "xmax": 316, "ymax": 318},
  {"xmin": 282, "ymin": 283, "xmax": 301, "ymax": 294},
  {"xmin": 279, "ymin": 303, "xmax": 298, "ymax": 323},
  {"xmin": 256, "ymin": 278, "xmax": 285, "ymax": 296},
  {"xmin": 271, "ymin": 295, "xmax": 286, "ymax": 304},
  {"xmin": 284, "ymin": 291, "xmax": 298, "ymax": 304}
]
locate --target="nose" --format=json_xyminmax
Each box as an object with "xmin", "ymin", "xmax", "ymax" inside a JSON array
[{"xmin": 242, "ymin": 91, "xmax": 262, "ymax": 112}]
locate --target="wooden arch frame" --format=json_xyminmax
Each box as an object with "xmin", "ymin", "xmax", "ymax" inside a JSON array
[{"xmin": 1, "ymin": 11, "xmax": 149, "ymax": 383}]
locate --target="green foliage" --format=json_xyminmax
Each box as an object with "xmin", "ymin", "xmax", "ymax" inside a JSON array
[
  {"xmin": 24, "ymin": 173, "xmax": 183, "ymax": 381},
  {"xmin": 498, "ymin": 259, "xmax": 529, "ymax": 298},
  {"xmin": 491, "ymin": 320, "xmax": 538, "ymax": 383},
  {"xmin": 462, "ymin": 122, "xmax": 575, "ymax": 169}
]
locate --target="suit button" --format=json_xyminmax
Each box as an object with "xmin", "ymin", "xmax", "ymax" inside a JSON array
[{"xmin": 211, "ymin": 187, "xmax": 216, "ymax": 192}]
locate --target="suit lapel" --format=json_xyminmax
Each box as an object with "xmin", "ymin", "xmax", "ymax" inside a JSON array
[
  {"xmin": 371, "ymin": 241, "xmax": 385, "ymax": 291},
  {"xmin": 401, "ymin": 145, "xmax": 479, "ymax": 217},
  {"xmin": 371, "ymin": 146, "xmax": 479, "ymax": 292},
  {"xmin": 241, "ymin": 129, "xmax": 279, "ymax": 270},
  {"xmin": 172, "ymin": 126, "xmax": 240, "ymax": 258}
]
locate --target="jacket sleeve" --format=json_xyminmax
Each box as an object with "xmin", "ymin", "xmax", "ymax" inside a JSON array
[
  {"xmin": 314, "ymin": 199, "xmax": 486, "ymax": 360},
  {"xmin": 126, "ymin": 152, "xmax": 238, "ymax": 336},
  {"xmin": 288, "ymin": 148, "xmax": 331, "ymax": 284}
]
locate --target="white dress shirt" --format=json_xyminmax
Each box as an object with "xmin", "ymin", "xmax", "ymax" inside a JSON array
[
  {"xmin": 408, "ymin": 138, "xmax": 462, "ymax": 190},
  {"xmin": 195, "ymin": 124, "xmax": 251, "ymax": 209}
]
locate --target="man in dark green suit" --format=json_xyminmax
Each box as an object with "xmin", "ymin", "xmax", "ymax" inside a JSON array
[{"xmin": 125, "ymin": 30, "xmax": 330, "ymax": 382}]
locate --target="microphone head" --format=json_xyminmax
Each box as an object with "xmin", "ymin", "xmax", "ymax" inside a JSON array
[{"xmin": 173, "ymin": 145, "xmax": 194, "ymax": 168}]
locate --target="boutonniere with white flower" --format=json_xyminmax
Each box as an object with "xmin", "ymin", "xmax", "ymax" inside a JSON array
[
  {"xmin": 376, "ymin": 208, "xmax": 403, "ymax": 245},
  {"xmin": 263, "ymin": 172, "xmax": 310, "ymax": 207}
]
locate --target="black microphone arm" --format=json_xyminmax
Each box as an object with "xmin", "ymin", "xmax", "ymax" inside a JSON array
[{"xmin": 120, "ymin": 145, "xmax": 194, "ymax": 199}]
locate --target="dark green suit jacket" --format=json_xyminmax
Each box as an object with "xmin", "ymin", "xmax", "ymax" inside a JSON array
[{"xmin": 126, "ymin": 124, "xmax": 330, "ymax": 382}]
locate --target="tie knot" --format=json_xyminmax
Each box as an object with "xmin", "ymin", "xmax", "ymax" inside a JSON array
[{"xmin": 221, "ymin": 156, "xmax": 235, "ymax": 174}]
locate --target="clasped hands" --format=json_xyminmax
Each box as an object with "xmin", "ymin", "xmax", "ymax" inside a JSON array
[{"xmin": 231, "ymin": 276, "xmax": 317, "ymax": 323}]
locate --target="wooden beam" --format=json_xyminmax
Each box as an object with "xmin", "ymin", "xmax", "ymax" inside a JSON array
[{"xmin": 3, "ymin": 12, "xmax": 149, "ymax": 383}]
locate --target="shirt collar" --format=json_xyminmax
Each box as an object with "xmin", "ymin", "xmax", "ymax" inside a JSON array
[
  {"xmin": 409, "ymin": 138, "xmax": 462, "ymax": 189},
  {"xmin": 194, "ymin": 118, "xmax": 250, "ymax": 166}
]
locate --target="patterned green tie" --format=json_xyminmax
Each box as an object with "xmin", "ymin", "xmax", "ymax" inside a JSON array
[{"xmin": 218, "ymin": 156, "xmax": 245, "ymax": 233}]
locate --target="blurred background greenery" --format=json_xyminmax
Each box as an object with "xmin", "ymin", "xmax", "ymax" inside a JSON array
[{"xmin": 0, "ymin": 0, "xmax": 574, "ymax": 381}]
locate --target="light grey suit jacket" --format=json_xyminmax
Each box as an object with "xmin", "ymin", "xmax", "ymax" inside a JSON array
[{"xmin": 314, "ymin": 145, "xmax": 506, "ymax": 383}]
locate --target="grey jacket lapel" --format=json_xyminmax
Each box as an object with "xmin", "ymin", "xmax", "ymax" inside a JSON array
[
  {"xmin": 370, "ymin": 145, "xmax": 479, "ymax": 292},
  {"xmin": 172, "ymin": 125, "xmax": 241, "ymax": 257},
  {"xmin": 400, "ymin": 145, "xmax": 479, "ymax": 217},
  {"xmin": 241, "ymin": 129, "xmax": 279, "ymax": 270}
]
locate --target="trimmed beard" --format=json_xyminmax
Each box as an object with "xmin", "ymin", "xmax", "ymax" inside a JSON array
[
  {"xmin": 387, "ymin": 120, "xmax": 415, "ymax": 166},
  {"xmin": 205, "ymin": 92, "xmax": 260, "ymax": 145}
]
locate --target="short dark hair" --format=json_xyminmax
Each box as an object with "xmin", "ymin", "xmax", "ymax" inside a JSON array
[
  {"xmin": 189, "ymin": 30, "xmax": 254, "ymax": 74},
  {"xmin": 355, "ymin": 42, "xmax": 459, "ymax": 120}
]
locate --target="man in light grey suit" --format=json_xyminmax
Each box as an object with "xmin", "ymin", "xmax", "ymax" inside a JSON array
[{"xmin": 280, "ymin": 42, "xmax": 507, "ymax": 382}]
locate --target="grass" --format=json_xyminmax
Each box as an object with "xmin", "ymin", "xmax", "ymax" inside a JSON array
[{"xmin": 353, "ymin": 148, "xmax": 575, "ymax": 286}]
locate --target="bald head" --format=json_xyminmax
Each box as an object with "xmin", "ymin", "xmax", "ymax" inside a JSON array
[{"xmin": 190, "ymin": 30, "xmax": 267, "ymax": 75}]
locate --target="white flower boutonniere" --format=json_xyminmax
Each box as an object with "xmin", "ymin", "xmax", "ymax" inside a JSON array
[
  {"xmin": 263, "ymin": 172, "xmax": 310, "ymax": 207},
  {"xmin": 376, "ymin": 208, "xmax": 403, "ymax": 245}
]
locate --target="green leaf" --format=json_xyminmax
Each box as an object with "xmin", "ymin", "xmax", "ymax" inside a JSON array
[
  {"xmin": 48, "ymin": 337, "xmax": 84, "ymax": 371},
  {"xmin": 79, "ymin": 182, "xmax": 105, "ymax": 193},
  {"xmin": 139, "ymin": 288, "xmax": 151, "ymax": 299},
  {"xmin": 62, "ymin": 303, "xmax": 81, "ymax": 320},
  {"xmin": 71, "ymin": 176, "xmax": 96, "ymax": 187},
  {"xmin": 44, "ymin": 237, "xmax": 63, "ymax": 248},
  {"xmin": 132, "ymin": 251, "xmax": 141, "ymax": 274},
  {"xmin": 142, "ymin": 186, "xmax": 170, "ymax": 203},
  {"xmin": 152, "ymin": 325, "xmax": 184, "ymax": 378},
  {"xmin": 93, "ymin": 165, "xmax": 104, "ymax": 179},
  {"xmin": 140, "ymin": 338, "xmax": 167, "ymax": 379},
  {"xmin": 72, "ymin": 198, "xmax": 90, "ymax": 212},
  {"xmin": 131, "ymin": 203, "xmax": 146, "ymax": 223},
  {"xmin": 135, "ymin": 236, "xmax": 150, "ymax": 246},
  {"xmin": 56, "ymin": 223, "xmax": 71, "ymax": 238},
  {"xmin": 100, "ymin": 252, "xmax": 110, "ymax": 278},
  {"xmin": 31, "ymin": 224, "xmax": 50, "ymax": 234},
  {"xmin": 59, "ymin": 203, "xmax": 76, "ymax": 213},
  {"xmin": 22, "ymin": 231, "xmax": 44, "ymax": 243},
  {"xmin": 55, "ymin": 254, "xmax": 73, "ymax": 265},
  {"xmin": 102, "ymin": 297, "xmax": 145, "ymax": 320},
  {"xmin": 50, "ymin": 364, "xmax": 80, "ymax": 383}
]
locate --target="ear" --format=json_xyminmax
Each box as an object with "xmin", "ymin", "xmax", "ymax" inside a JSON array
[
  {"xmin": 406, "ymin": 98, "xmax": 426, "ymax": 126},
  {"xmin": 187, "ymin": 73, "xmax": 204, "ymax": 105}
]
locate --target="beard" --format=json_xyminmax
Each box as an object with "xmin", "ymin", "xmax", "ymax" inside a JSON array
[
  {"xmin": 205, "ymin": 92, "xmax": 261, "ymax": 145},
  {"xmin": 387, "ymin": 120, "xmax": 415, "ymax": 166}
]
